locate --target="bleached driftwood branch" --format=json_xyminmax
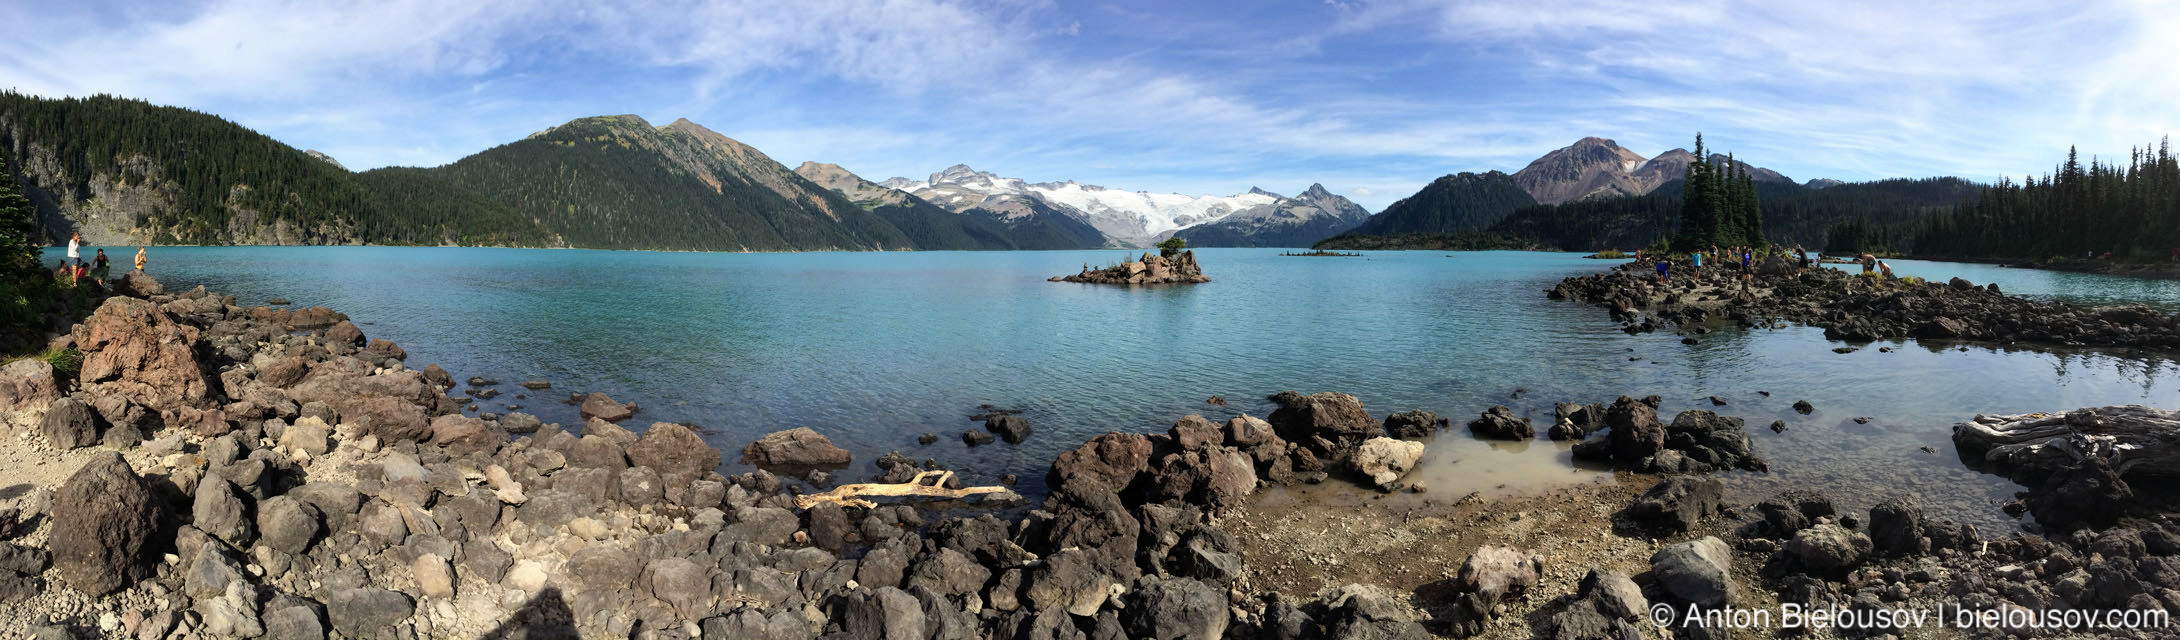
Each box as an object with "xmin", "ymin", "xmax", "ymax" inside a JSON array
[
  {"xmin": 1952, "ymin": 405, "xmax": 2180, "ymax": 481},
  {"xmin": 794, "ymin": 470, "xmax": 1019, "ymax": 510}
]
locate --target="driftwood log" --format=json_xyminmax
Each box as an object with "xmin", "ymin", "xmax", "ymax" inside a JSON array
[
  {"xmin": 794, "ymin": 470, "xmax": 1019, "ymax": 510},
  {"xmin": 1952, "ymin": 405, "xmax": 2180, "ymax": 483}
]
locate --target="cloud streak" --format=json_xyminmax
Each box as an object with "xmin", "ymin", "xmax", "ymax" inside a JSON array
[{"xmin": 0, "ymin": 0, "xmax": 2171, "ymax": 211}]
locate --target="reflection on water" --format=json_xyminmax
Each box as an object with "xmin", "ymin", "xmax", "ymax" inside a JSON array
[{"xmin": 87, "ymin": 246, "xmax": 2180, "ymax": 532}]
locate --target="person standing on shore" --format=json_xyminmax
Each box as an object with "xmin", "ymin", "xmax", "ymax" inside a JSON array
[
  {"xmin": 65, "ymin": 232, "xmax": 80, "ymax": 266},
  {"xmin": 91, "ymin": 248, "xmax": 109, "ymax": 283},
  {"xmin": 1657, "ymin": 259, "xmax": 1669, "ymax": 282},
  {"xmin": 134, "ymin": 246, "xmax": 147, "ymax": 272}
]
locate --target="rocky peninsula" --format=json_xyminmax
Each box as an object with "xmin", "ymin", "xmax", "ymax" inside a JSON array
[
  {"xmin": 0, "ymin": 270, "xmax": 2173, "ymax": 639},
  {"xmin": 1051, "ymin": 250, "xmax": 1209, "ymax": 285},
  {"xmin": 1551, "ymin": 256, "xmax": 2180, "ymax": 351}
]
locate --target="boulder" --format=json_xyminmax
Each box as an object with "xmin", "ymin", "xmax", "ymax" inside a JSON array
[
  {"xmin": 114, "ymin": 270, "xmax": 163, "ymax": 298},
  {"xmin": 1785, "ymin": 524, "xmax": 1872, "ymax": 576},
  {"xmin": 1350, "ymin": 437, "xmax": 1424, "ymax": 488},
  {"xmin": 1382, "ymin": 410, "xmax": 1445, "ymax": 440},
  {"xmin": 1122, "ymin": 577, "xmax": 1228, "ymax": 639},
  {"xmin": 648, "ymin": 556, "xmax": 712, "ymax": 619},
  {"xmin": 0, "ymin": 358, "xmax": 61, "ymax": 415},
  {"xmin": 1046, "ymin": 432, "xmax": 1153, "ymax": 497},
  {"xmin": 325, "ymin": 320, "xmax": 365, "ymax": 347},
  {"xmin": 625, "ymin": 422, "xmax": 721, "ymax": 483},
  {"xmin": 1623, "ymin": 476, "xmax": 1723, "ymax": 534},
  {"xmin": 835, "ymin": 586, "xmax": 926, "ymax": 640},
  {"xmin": 1753, "ymin": 490, "xmax": 1835, "ymax": 539},
  {"xmin": 1466, "ymin": 405, "xmax": 1534, "ymax": 440},
  {"xmin": 1265, "ymin": 391, "xmax": 1380, "ymax": 446},
  {"xmin": 1455, "ymin": 545, "xmax": 1544, "ymax": 606},
  {"xmin": 1604, "ymin": 396, "xmax": 1665, "ymax": 464},
  {"xmin": 427, "ymin": 414, "xmax": 499, "ymax": 456},
  {"xmin": 1024, "ymin": 549, "xmax": 1115, "ymax": 617},
  {"xmin": 1868, "ymin": 494, "xmax": 1927, "ymax": 556},
  {"xmin": 987, "ymin": 415, "xmax": 1033, "ymax": 444},
  {"xmin": 256, "ymin": 496, "xmax": 321, "ymax": 555},
  {"xmin": 348, "ymin": 395, "xmax": 430, "ymax": 443},
  {"xmin": 1649, "ymin": 537, "xmax": 1737, "ymax": 608},
  {"xmin": 39, "ymin": 396, "xmax": 105, "ymax": 450},
  {"xmin": 262, "ymin": 606, "xmax": 325, "ymax": 640},
  {"xmin": 48, "ymin": 452, "xmax": 164, "ymax": 595},
  {"xmin": 1315, "ymin": 584, "xmax": 1429, "ymax": 640},
  {"xmin": 578, "ymin": 392, "xmax": 633, "ymax": 422},
  {"xmin": 741, "ymin": 427, "xmax": 851, "ymax": 467},
  {"xmin": 71, "ymin": 297, "xmax": 213, "ymax": 415},
  {"xmin": 1168, "ymin": 415, "xmax": 1219, "ymax": 450},
  {"xmin": 326, "ymin": 588, "xmax": 414, "ymax": 639}
]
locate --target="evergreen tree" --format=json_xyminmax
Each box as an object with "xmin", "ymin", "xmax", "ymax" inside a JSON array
[{"xmin": 0, "ymin": 153, "xmax": 41, "ymax": 285}]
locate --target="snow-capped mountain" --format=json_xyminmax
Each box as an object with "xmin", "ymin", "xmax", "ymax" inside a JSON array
[
  {"xmin": 881, "ymin": 164, "xmax": 1304, "ymax": 247},
  {"xmin": 1168, "ymin": 183, "xmax": 1371, "ymax": 247}
]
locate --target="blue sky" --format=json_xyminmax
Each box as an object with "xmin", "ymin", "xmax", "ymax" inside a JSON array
[{"xmin": 1, "ymin": 0, "xmax": 2174, "ymax": 211}]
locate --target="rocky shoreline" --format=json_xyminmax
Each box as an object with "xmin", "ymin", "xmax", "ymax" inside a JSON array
[
  {"xmin": 0, "ymin": 272, "xmax": 2174, "ymax": 639},
  {"xmin": 1051, "ymin": 251, "xmax": 1209, "ymax": 285},
  {"xmin": 1550, "ymin": 256, "xmax": 2180, "ymax": 351}
]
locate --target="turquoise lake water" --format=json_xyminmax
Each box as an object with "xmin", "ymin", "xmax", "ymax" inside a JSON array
[{"xmin": 47, "ymin": 247, "xmax": 2180, "ymax": 530}]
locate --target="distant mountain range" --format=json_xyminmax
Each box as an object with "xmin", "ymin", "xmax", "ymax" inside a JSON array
[
  {"xmin": 876, "ymin": 165, "xmax": 1368, "ymax": 248},
  {"xmin": 3, "ymin": 91, "xmax": 1968, "ymax": 254},
  {"xmin": 0, "ymin": 92, "xmax": 1369, "ymax": 251}
]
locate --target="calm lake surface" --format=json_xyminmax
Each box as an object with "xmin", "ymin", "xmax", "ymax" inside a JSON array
[{"xmin": 66, "ymin": 247, "xmax": 2180, "ymax": 531}]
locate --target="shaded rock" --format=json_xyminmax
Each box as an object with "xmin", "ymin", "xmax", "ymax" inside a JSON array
[
  {"xmin": 1466, "ymin": 405, "xmax": 1534, "ymax": 441},
  {"xmin": 1623, "ymin": 476, "xmax": 1723, "ymax": 534},
  {"xmin": 1754, "ymin": 490, "xmax": 1835, "ymax": 539},
  {"xmin": 49, "ymin": 452, "xmax": 163, "ymax": 595},
  {"xmin": 906, "ymin": 548, "xmax": 992, "ymax": 599},
  {"xmin": 836, "ymin": 586, "xmax": 926, "ymax": 640},
  {"xmin": 1785, "ymin": 524, "xmax": 1872, "ymax": 576},
  {"xmin": 987, "ymin": 414, "xmax": 1033, "ymax": 444},
  {"xmin": 256, "ymin": 496, "xmax": 321, "ymax": 555},
  {"xmin": 1604, "ymin": 396, "xmax": 1665, "ymax": 463},
  {"xmin": 262, "ymin": 606, "xmax": 325, "ymax": 640},
  {"xmin": 1382, "ymin": 410, "xmax": 1445, "ymax": 440},
  {"xmin": 741, "ymin": 427, "xmax": 851, "ymax": 466},
  {"xmin": 1046, "ymin": 432, "xmax": 1152, "ymax": 497},
  {"xmin": 1025, "ymin": 549, "xmax": 1116, "ymax": 617},
  {"xmin": 1123, "ymin": 577, "xmax": 1228, "ymax": 639},
  {"xmin": 1869, "ymin": 493, "xmax": 1927, "ymax": 557},
  {"xmin": 1265, "ymin": 390, "xmax": 1380, "ymax": 447},
  {"xmin": 40, "ymin": 396, "xmax": 105, "ymax": 450},
  {"xmin": 1315, "ymin": 584, "xmax": 1429, "ymax": 640},
  {"xmin": 326, "ymin": 588, "xmax": 414, "ymax": 639},
  {"xmin": 648, "ymin": 556, "xmax": 712, "ymax": 619},
  {"xmin": 1649, "ymin": 536, "xmax": 1737, "ymax": 608},
  {"xmin": 963, "ymin": 430, "xmax": 996, "ymax": 446}
]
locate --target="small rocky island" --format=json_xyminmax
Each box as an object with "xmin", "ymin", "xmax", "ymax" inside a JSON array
[{"xmin": 1050, "ymin": 249, "xmax": 1209, "ymax": 285}]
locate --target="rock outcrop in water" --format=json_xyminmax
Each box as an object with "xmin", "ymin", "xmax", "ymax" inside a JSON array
[
  {"xmin": 1551, "ymin": 257, "xmax": 2180, "ymax": 351},
  {"xmin": 1051, "ymin": 250, "xmax": 1210, "ymax": 284}
]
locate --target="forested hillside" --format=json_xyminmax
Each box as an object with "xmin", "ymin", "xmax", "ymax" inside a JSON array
[{"xmin": 0, "ymin": 92, "xmax": 557, "ymax": 246}]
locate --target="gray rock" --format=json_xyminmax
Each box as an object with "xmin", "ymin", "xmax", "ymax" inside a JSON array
[
  {"xmin": 1785, "ymin": 524, "xmax": 1871, "ymax": 576},
  {"xmin": 356, "ymin": 500, "xmax": 409, "ymax": 549},
  {"xmin": 619, "ymin": 465, "xmax": 664, "ymax": 505},
  {"xmin": 462, "ymin": 541, "xmax": 511, "ymax": 584},
  {"xmin": 1624, "ymin": 476, "xmax": 1723, "ymax": 534},
  {"xmin": 39, "ymin": 396, "xmax": 104, "ymax": 450},
  {"xmin": 1024, "ymin": 549, "xmax": 1114, "ymax": 617},
  {"xmin": 648, "ymin": 557, "xmax": 711, "ymax": 619},
  {"xmin": 256, "ymin": 496, "xmax": 321, "ymax": 555},
  {"xmin": 701, "ymin": 607, "xmax": 813, "ymax": 640},
  {"xmin": 1122, "ymin": 577, "xmax": 1227, "ymax": 639},
  {"xmin": 1649, "ymin": 536, "xmax": 1736, "ymax": 608},
  {"xmin": 326, "ymin": 588, "xmax": 413, "ymax": 639},
  {"xmin": 836, "ymin": 586, "xmax": 926, "ymax": 640},
  {"xmin": 568, "ymin": 546, "xmax": 641, "ymax": 593},
  {"xmin": 1315, "ymin": 584, "xmax": 1429, "ymax": 640},
  {"xmin": 263, "ymin": 605, "xmax": 326, "ymax": 640},
  {"xmin": 1466, "ymin": 405, "xmax": 1535, "ymax": 440},
  {"xmin": 723, "ymin": 506, "xmax": 800, "ymax": 547},
  {"xmin": 195, "ymin": 579, "xmax": 264, "ymax": 638},
  {"xmin": 184, "ymin": 545, "xmax": 246, "ymax": 600},
  {"xmin": 986, "ymin": 415, "xmax": 1033, "ymax": 444},
  {"xmin": 905, "ymin": 548, "xmax": 991, "ymax": 599},
  {"xmin": 1455, "ymin": 545, "xmax": 1543, "ymax": 607},
  {"xmin": 0, "ymin": 543, "xmax": 50, "ymax": 575}
]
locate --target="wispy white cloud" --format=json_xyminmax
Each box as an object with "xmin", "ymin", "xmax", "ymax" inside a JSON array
[{"xmin": 0, "ymin": 0, "xmax": 2172, "ymax": 211}]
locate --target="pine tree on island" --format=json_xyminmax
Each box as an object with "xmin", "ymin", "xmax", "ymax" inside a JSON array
[{"xmin": 1672, "ymin": 133, "xmax": 1766, "ymax": 253}]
